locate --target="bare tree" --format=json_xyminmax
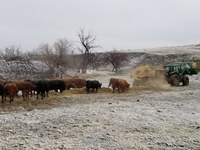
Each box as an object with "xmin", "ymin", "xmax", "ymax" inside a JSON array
[
  {"xmin": 53, "ymin": 38, "xmax": 73, "ymax": 68},
  {"xmin": 1, "ymin": 45, "xmax": 23, "ymax": 61},
  {"xmin": 37, "ymin": 38, "xmax": 73, "ymax": 77},
  {"xmin": 77, "ymin": 28, "xmax": 99, "ymax": 73},
  {"xmin": 89, "ymin": 53, "xmax": 106, "ymax": 70},
  {"xmin": 106, "ymin": 50, "xmax": 130, "ymax": 74},
  {"xmin": 37, "ymin": 43, "xmax": 54, "ymax": 76}
]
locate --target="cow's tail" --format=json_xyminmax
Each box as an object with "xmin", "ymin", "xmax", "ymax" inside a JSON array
[{"xmin": 108, "ymin": 81, "xmax": 111, "ymax": 88}]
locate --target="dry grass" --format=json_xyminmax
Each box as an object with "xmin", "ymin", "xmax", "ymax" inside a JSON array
[
  {"xmin": 0, "ymin": 93, "xmax": 71, "ymax": 113},
  {"xmin": 0, "ymin": 86, "xmax": 170, "ymax": 114}
]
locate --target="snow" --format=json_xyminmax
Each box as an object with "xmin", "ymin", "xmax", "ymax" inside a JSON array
[{"xmin": 0, "ymin": 44, "xmax": 200, "ymax": 149}]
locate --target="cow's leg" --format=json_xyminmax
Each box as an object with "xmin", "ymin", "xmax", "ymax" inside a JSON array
[
  {"xmin": 47, "ymin": 91, "xmax": 49, "ymax": 97},
  {"xmin": 9, "ymin": 94, "xmax": 12, "ymax": 103},
  {"xmin": 87, "ymin": 88, "xmax": 89, "ymax": 93},
  {"xmin": 37, "ymin": 92, "xmax": 39, "ymax": 99},
  {"xmin": 41, "ymin": 92, "xmax": 44, "ymax": 99},
  {"xmin": 112, "ymin": 87, "xmax": 115, "ymax": 93},
  {"xmin": 24, "ymin": 90, "xmax": 29, "ymax": 100},
  {"xmin": 1, "ymin": 94, "xmax": 4, "ymax": 103},
  {"xmin": 12, "ymin": 92, "xmax": 15, "ymax": 102},
  {"xmin": 28, "ymin": 90, "xmax": 30, "ymax": 99},
  {"xmin": 30, "ymin": 90, "xmax": 33, "ymax": 97},
  {"xmin": 12, "ymin": 93, "xmax": 14, "ymax": 102},
  {"xmin": 22, "ymin": 91, "xmax": 25, "ymax": 100},
  {"xmin": 118, "ymin": 87, "xmax": 121, "ymax": 93},
  {"xmin": 3, "ymin": 93, "xmax": 6, "ymax": 103}
]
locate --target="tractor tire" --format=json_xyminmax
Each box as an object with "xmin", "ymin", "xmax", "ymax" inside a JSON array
[
  {"xmin": 169, "ymin": 74, "xmax": 180, "ymax": 86},
  {"xmin": 183, "ymin": 76, "xmax": 189, "ymax": 86}
]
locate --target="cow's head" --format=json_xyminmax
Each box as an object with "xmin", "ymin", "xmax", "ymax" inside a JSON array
[{"xmin": 99, "ymin": 83, "xmax": 102, "ymax": 89}]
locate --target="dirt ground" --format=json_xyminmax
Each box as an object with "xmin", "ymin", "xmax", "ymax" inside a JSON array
[{"xmin": 0, "ymin": 71, "xmax": 200, "ymax": 150}]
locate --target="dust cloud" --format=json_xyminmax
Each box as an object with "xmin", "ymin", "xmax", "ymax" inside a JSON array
[{"xmin": 130, "ymin": 65, "xmax": 170, "ymax": 90}]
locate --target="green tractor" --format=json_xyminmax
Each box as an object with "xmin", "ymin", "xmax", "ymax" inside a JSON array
[{"xmin": 163, "ymin": 62, "xmax": 198, "ymax": 86}]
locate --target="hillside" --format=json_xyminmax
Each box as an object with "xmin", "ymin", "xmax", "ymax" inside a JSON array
[
  {"xmin": 0, "ymin": 44, "xmax": 200, "ymax": 149},
  {"xmin": 0, "ymin": 44, "xmax": 200, "ymax": 80}
]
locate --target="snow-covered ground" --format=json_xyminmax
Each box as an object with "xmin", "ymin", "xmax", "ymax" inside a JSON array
[{"xmin": 0, "ymin": 45, "xmax": 200, "ymax": 149}]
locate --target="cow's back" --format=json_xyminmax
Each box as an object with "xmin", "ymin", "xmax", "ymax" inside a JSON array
[
  {"xmin": 14, "ymin": 81, "xmax": 36, "ymax": 91},
  {"xmin": 67, "ymin": 78, "xmax": 86, "ymax": 88}
]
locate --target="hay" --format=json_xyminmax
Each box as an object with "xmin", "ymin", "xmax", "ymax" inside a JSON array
[
  {"xmin": 63, "ymin": 88, "xmax": 86, "ymax": 95},
  {"xmin": 99, "ymin": 87, "xmax": 113, "ymax": 93}
]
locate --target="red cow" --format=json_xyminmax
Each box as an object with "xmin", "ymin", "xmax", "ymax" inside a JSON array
[
  {"xmin": 13, "ymin": 81, "xmax": 36, "ymax": 100},
  {"xmin": 108, "ymin": 78, "xmax": 130, "ymax": 93},
  {"xmin": 3, "ymin": 83, "xmax": 19, "ymax": 103},
  {"xmin": 65, "ymin": 78, "xmax": 86, "ymax": 88}
]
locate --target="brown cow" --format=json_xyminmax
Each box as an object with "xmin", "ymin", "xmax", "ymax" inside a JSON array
[
  {"xmin": 13, "ymin": 81, "xmax": 36, "ymax": 100},
  {"xmin": 3, "ymin": 83, "xmax": 19, "ymax": 103},
  {"xmin": 108, "ymin": 78, "xmax": 130, "ymax": 93},
  {"xmin": 65, "ymin": 78, "xmax": 86, "ymax": 89}
]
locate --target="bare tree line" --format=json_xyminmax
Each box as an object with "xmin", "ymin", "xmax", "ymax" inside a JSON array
[{"xmin": 0, "ymin": 29, "xmax": 130, "ymax": 78}]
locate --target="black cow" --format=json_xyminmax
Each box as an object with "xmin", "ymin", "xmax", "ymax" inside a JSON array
[
  {"xmin": 86, "ymin": 80, "xmax": 102, "ymax": 93},
  {"xmin": 36, "ymin": 80, "xmax": 49, "ymax": 99},
  {"xmin": 47, "ymin": 80, "xmax": 66, "ymax": 93},
  {"xmin": 35, "ymin": 80, "xmax": 66, "ymax": 99}
]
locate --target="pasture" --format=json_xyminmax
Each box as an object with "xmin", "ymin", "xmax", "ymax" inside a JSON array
[{"xmin": 0, "ymin": 72, "xmax": 199, "ymax": 149}]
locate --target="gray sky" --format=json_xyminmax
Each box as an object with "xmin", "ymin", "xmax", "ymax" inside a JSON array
[{"xmin": 0, "ymin": 0, "xmax": 200, "ymax": 52}]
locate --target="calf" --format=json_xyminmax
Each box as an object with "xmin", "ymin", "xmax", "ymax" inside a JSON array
[{"xmin": 86, "ymin": 80, "xmax": 102, "ymax": 93}]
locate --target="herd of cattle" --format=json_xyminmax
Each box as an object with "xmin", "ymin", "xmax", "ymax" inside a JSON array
[{"xmin": 0, "ymin": 77, "xmax": 130, "ymax": 103}]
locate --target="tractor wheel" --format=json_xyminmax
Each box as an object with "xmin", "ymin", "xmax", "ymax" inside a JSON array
[
  {"xmin": 183, "ymin": 76, "xmax": 189, "ymax": 86},
  {"xmin": 169, "ymin": 74, "xmax": 180, "ymax": 86}
]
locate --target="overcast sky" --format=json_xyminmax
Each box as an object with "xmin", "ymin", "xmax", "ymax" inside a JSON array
[{"xmin": 0, "ymin": 0, "xmax": 200, "ymax": 52}]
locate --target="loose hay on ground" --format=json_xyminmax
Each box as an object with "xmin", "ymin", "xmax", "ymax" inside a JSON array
[
  {"xmin": 0, "ymin": 85, "xmax": 171, "ymax": 114},
  {"xmin": 62, "ymin": 87, "xmax": 113, "ymax": 95}
]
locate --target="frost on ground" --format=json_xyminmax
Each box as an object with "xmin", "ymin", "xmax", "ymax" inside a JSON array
[
  {"xmin": 0, "ymin": 74, "xmax": 200, "ymax": 149},
  {"xmin": 0, "ymin": 45, "xmax": 200, "ymax": 149}
]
